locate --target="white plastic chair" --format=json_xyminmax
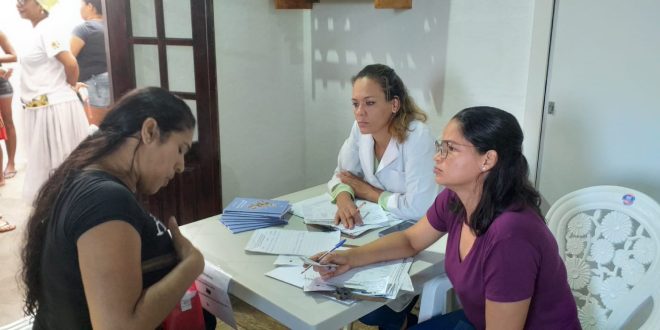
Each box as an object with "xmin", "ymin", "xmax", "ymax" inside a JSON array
[
  {"xmin": 547, "ymin": 185, "xmax": 660, "ymax": 329},
  {"xmin": 418, "ymin": 275, "xmax": 453, "ymax": 322}
]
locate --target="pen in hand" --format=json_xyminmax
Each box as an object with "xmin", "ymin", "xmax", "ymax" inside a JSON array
[{"xmin": 301, "ymin": 239, "xmax": 347, "ymax": 274}]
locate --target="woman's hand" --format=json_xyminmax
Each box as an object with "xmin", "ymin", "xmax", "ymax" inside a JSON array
[
  {"xmin": 311, "ymin": 250, "xmax": 351, "ymax": 280},
  {"xmin": 334, "ymin": 192, "xmax": 363, "ymax": 229},
  {"xmin": 75, "ymin": 82, "xmax": 88, "ymax": 92},
  {"xmin": 0, "ymin": 67, "xmax": 12, "ymax": 80},
  {"xmin": 337, "ymin": 171, "xmax": 382, "ymax": 201},
  {"xmin": 167, "ymin": 217, "xmax": 204, "ymax": 275}
]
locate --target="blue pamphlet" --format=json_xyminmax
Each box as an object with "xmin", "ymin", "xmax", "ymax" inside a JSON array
[
  {"xmin": 220, "ymin": 197, "xmax": 292, "ymax": 234},
  {"xmin": 223, "ymin": 197, "xmax": 291, "ymax": 217}
]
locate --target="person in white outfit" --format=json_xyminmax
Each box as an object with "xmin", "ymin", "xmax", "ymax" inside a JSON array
[
  {"xmin": 16, "ymin": 0, "xmax": 89, "ymax": 202},
  {"xmin": 328, "ymin": 64, "xmax": 437, "ymax": 229}
]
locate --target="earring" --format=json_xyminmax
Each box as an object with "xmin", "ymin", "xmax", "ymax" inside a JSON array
[{"xmin": 481, "ymin": 165, "xmax": 486, "ymax": 171}]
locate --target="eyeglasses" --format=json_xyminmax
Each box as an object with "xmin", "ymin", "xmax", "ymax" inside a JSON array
[{"xmin": 434, "ymin": 140, "xmax": 476, "ymax": 159}]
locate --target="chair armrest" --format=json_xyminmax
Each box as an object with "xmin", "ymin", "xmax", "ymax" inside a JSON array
[{"xmin": 418, "ymin": 275, "xmax": 453, "ymax": 322}]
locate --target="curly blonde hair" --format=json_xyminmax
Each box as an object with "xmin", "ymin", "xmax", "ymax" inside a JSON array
[{"xmin": 352, "ymin": 64, "xmax": 427, "ymax": 142}]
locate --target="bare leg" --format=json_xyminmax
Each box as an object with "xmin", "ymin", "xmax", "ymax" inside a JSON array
[
  {"xmin": 0, "ymin": 140, "xmax": 4, "ymax": 186},
  {"xmin": 0, "ymin": 96, "xmax": 16, "ymax": 175}
]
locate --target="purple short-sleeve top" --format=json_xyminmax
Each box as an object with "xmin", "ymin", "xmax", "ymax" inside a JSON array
[{"xmin": 427, "ymin": 189, "xmax": 580, "ymax": 329}]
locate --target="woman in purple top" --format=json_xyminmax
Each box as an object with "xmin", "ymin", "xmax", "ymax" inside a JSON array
[{"xmin": 313, "ymin": 106, "xmax": 580, "ymax": 329}]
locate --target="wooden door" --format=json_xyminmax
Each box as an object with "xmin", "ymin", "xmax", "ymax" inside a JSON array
[{"xmin": 103, "ymin": 0, "xmax": 221, "ymax": 224}]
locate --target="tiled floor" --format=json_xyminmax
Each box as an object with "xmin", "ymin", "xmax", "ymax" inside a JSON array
[{"xmin": 0, "ymin": 164, "xmax": 31, "ymax": 327}]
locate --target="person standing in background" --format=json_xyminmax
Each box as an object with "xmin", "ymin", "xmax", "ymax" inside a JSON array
[
  {"xmin": 0, "ymin": 30, "xmax": 18, "ymax": 180},
  {"xmin": 16, "ymin": 0, "xmax": 89, "ymax": 202},
  {"xmin": 71, "ymin": 0, "xmax": 110, "ymax": 126}
]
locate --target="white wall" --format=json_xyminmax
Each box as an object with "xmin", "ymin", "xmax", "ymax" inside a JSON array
[
  {"xmin": 303, "ymin": 0, "xmax": 542, "ymax": 187},
  {"xmin": 214, "ymin": 1, "xmax": 307, "ymax": 205},
  {"xmin": 213, "ymin": 0, "xmax": 547, "ymax": 205}
]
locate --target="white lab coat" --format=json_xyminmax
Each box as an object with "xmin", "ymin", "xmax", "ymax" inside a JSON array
[{"xmin": 328, "ymin": 120, "xmax": 438, "ymax": 220}]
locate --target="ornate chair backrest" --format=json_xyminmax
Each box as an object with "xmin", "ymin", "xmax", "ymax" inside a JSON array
[{"xmin": 547, "ymin": 186, "xmax": 660, "ymax": 329}]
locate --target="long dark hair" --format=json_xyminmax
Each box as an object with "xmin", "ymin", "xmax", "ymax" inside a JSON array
[
  {"xmin": 21, "ymin": 87, "xmax": 195, "ymax": 316},
  {"xmin": 451, "ymin": 106, "xmax": 542, "ymax": 236},
  {"xmin": 352, "ymin": 64, "xmax": 427, "ymax": 143}
]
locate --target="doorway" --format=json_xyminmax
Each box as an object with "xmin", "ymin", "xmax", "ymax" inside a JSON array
[{"xmin": 104, "ymin": 0, "xmax": 221, "ymax": 224}]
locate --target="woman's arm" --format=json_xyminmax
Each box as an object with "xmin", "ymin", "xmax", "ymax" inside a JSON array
[
  {"xmin": 78, "ymin": 218, "xmax": 204, "ymax": 330},
  {"xmin": 315, "ymin": 216, "xmax": 444, "ymax": 278},
  {"xmin": 337, "ymin": 171, "xmax": 382, "ymax": 202},
  {"xmin": 330, "ymin": 121, "xmax": 369, "ymax": 228},
  {"xmin": 55, "ymin": 51, "xmax": 79, "ymax": 86},
  {"xmin": 0, "ymin": 31, "xmax": 17, "ymax": 64},
  {"xmin": 70, "ymin": 35, "xmax": 85, "ymax": 58},
  {"xmin": 485, "ymin": 298, "xmax": 530, "ymax": 330}
]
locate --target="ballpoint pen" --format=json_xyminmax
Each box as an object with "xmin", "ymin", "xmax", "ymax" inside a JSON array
[
  {"xmin": 301, "ymin": 238, "xmax": 347, "ymax": 274},
  {"xmin": 354, "ymin": 201, "xmax": 369, "ymax": 219}
]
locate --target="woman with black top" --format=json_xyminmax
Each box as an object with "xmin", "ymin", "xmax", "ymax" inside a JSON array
[{"xmin": 21, "ymin": 87, "xmax": 207, "ymax": 329}]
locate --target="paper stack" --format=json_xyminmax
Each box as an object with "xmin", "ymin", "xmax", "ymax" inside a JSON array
[
  {"xmin": 220, "ymin": 197, "xmax": 291, "ymax": 233},
  {"xmin": 292, "ymin": 194, "xmax": 397, "ymax": 237},
  {"xmin": 303, "ymin": 257, "xmax": 414, "ymax": 300},
  {"xmin": 264, "ymin": 255, "xmax": 414, "ymax": 303}
]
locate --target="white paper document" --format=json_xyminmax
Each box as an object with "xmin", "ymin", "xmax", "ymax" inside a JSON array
[
  {"xmin": 298, "ymin": 195, "xmax": 390, "ymax": 225},
  {"xmin": 195, "ymin": 261, "xmax": 237, "ymax": 329},
  {"xmin": 264, "ymin": 265, "xmax": 356, "ymax": 306},
  {"xmin": 273, "ymin": 254, "xmax": 305, "ymax": 266},
  {"xmin": 303, "ymin": 257, "xmax": 414, "ymax": 300},
  {"xmin": 245, "ymin": 229, "xmax": 341, "ymax": 256},
  {"xmin": 265, "ymin": 265, "xmax": 306, "ymax": 288},
  {"xmin": 292, "ymin": 194, "xmax": 400, "ymax": 237}
]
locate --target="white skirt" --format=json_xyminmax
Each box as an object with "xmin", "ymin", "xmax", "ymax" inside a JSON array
[{"xmin": 22, "ymin": 100, "xmax": 89, "ymax": 203}]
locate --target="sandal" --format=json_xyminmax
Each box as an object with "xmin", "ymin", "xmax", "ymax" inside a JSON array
[
  {"xmin": 0, "ymin": 220, "xmax": 16, "ymax": 233},
  {"xmin": 4, "ymin": 170, "xmax": 17, "ymax": 179}
]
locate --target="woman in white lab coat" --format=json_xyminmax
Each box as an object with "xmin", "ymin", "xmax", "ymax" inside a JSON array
[{"xmin": 328, "ymin": 64, "xmax": 437, "ymax": 228}]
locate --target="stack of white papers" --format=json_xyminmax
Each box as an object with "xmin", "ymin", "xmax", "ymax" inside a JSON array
[
  {"xmin": 303, "ymin": 258, "xmax": 414, "ymax": 300},
  {"xmin": 292, "ymin": 194, "xmax": 400, "ymax": 237},
  {"xmin": 265, "ymin": 255, "xmax": 414, "ymax": 303},
  {"xmin": 220, "ymin": 197, "xmax": 291, "ymax": 233}
]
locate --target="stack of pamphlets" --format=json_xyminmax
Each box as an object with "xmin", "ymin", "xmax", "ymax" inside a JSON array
[{"xmin": 220, "ymin": 197, "xmax": 291, "ymax": 233}]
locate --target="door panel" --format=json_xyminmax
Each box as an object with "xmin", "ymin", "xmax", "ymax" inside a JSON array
[
  {"xmin": 538, "ymin": 0, "xmax": 660, "ymax": 207},
  {"xmin": 163, "ymin": 0, "xmax": 193, "ymax": 38},
  {"xmin": 166, "ymin": 46, "xmax": 196, "ymax": 93},
  {"xmin": 104, "ymin": 0, "xmax": 221, "ymax": 224},
  {"xmin": 134, "ymin": 45, "xmax": 161, "ymax": 87}
]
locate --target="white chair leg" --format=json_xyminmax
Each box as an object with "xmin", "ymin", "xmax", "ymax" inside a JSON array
[{"xmin": 418, "ymin": 275, "xmax": 452, "ymax": 323}]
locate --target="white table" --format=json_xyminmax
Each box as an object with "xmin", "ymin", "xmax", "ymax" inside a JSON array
[{"xmin": 181, "ymin": 185, "xmax": 447, "ymax": 330}]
